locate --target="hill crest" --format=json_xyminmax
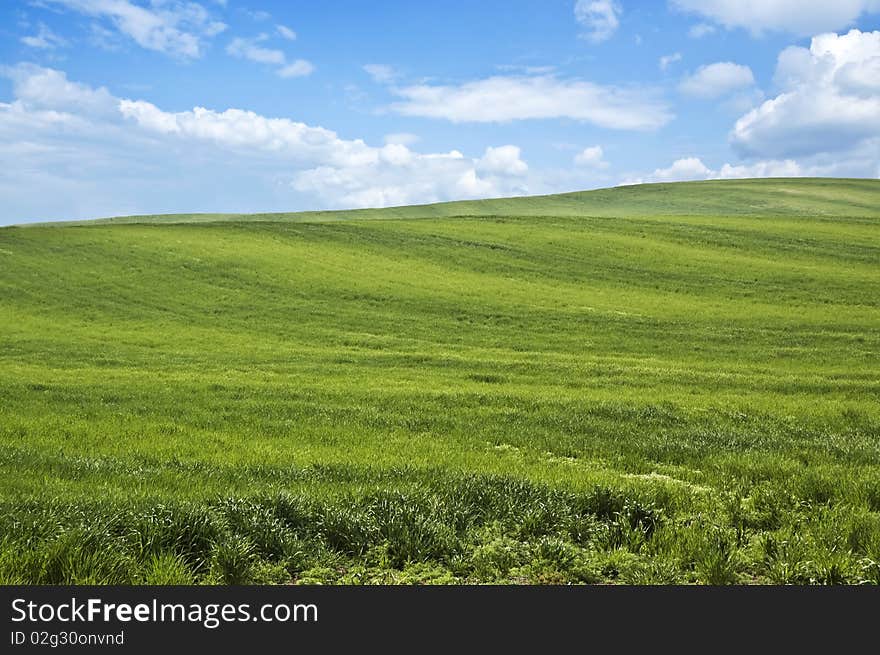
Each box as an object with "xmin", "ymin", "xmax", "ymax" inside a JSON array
[{"xmin": 11, "ymin": 177, "xmax": 880, "ymax": 227}]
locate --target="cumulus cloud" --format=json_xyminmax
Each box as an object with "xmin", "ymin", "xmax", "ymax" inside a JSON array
[
  {"xmin": 630, "ymin": 157, "xmax": 712, "ymax": 183},
  {"xmin": 41, "ymin": 0, "xmax": 226, "ymax": 58},
  {"xmin": 389, "ymin": 75, "xmax": 672, "ymax": 129},
  {"xmin": 574, "ymin": 145, "xmax": 609, "ymax": 168},
  {"xmin": 294, "ymin": 143, "xmax": 532, "ymax": 208},
  {"xmin": 671, "ymin": 0, "xmax": 880, "ymax": 36},
  {"xmin": 624, "ymin": 152, "xmax": 880, "ymax": 185},
  {"xmin": 679, "ymin": 62, "xmax": 755, "ymax": 98},
  {"xmin": 226, "ymin": 35, "xmax": 314, "ymax": 78},
  {"xmin": 623, "ymin": 156, "xmax": 803, "ymax": 184},
  {"xmin": 629, "ymin": 31, "xmax": 880, "ymax": 185},
  {"xmin": 731, "ymin": 29, "xmax": 880, "ymax": 159},
  {"xmin": 116, "ymin": 99, "xmax": 377, "ymax": 167},
  {"xmin": 575, "ymin": 0, "xmax": 621, "ymax": 43},
  {"xmin": 659, "ymin": 53, "xmax": 682, "ymax": 71},
  {"xmin": 715, "ymin": 159, "xmax": 804, "ymax": 178},
  {"xmin": 3, "ymin": 63, "xmax": 118, "ymax": 116},
  {"xmin": 476, "ymin": 145, "xmax": 528, "ymax": 176},
  {"xmin": 0, "ymin": 64, "xmax": 536, "ymax": 222}
]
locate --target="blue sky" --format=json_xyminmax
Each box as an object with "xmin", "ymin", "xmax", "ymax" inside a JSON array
[{"xmin": 1, "ymin": 1, "xmax": 879, "ymax": 224}]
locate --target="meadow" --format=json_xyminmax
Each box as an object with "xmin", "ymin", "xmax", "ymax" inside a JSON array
[{"xmin": 1, "ymin": 177, "xmax": 878, "ymax": 584}]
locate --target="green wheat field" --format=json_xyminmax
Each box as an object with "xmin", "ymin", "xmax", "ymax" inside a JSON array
[{"xmin": 1, "ymin": 177, "xmax": 878, "ymax": 585}]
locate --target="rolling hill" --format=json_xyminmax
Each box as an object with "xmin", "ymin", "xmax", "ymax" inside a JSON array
[{"xmin": 1, "ymin": 178, "xmax": 879, "ymax": 584}]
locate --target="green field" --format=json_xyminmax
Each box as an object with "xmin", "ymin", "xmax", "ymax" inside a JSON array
[{"xmin": 1, "ymin": 177, "xmax": 879, "ymax": 584}]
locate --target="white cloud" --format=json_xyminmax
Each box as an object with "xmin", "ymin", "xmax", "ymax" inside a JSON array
[
  {"xmin": 575, "ymin": 0, "xmax": 621, "ymax": 43},
  {"xmin": 278, "ymin": 59, "xmax": 315, "ymax": 78},
  {"xmin": 384, "ymin": 132, "xmax": 420, "ymax": 146},
  {"xmin": 632, "ymin": 157, "xmax": 712, "ymax": 183},
  {"xmin": 0, "ymin": 64, "xmax": 537, "ymax": 222},
  {"xmin": 226, "ymin": 36, "xmax": 314, "ymax": 78},
  {"xmin": 659, "ymin": 52, "xmax": 682, "ymax": 71},
  {"xmin": 41, "ymin": 0, "xmax": 226, "ymax": 58},
  {"xmin": 721, "ymin": 88, "xmax": 766, "ymax": 114},
  {"xmin": 688, "ymin": 23, "xmax": 717, "ymax": 38},
  {"xmin": 226, "ymin": 36, "xmax": 285, "ymax": 65},
  {"xmin": 625, "ymin": 30, "xmax": 880, "ymax": 185},
  {"xmin": 716, "ymin": 159, "xmax": 803, "ymax": 178},
  {"xmin": 363, "ymin": 64, "xmax": 398, "ymax": 84},
  {"xmin": 2, "ymin": 63, "xmax": 118, "ymax": 116},
  {"xmin": 116, "ymin": 98, "xmax": 373, "ymax": 165},
  {"xmin": 276, "ymin": 24, "xmax": 296, "ymax": 40},
  {"xmin": 574, "ymin": 145, "xmax": 609, "ymax": 168},
  {"xmin": 389, "ymin": 75, "xmax": 672, "ymax": 129},
  {"xmin": 623, "ymin": 156, "xmax": 804, "ymax": 184},
  {"xmin": 731, "ymin": 29, "xmax": 880, "ymax": 159},
  {"xmin": 624, "ymin": 152, "xmax": 880, "ymax": 185},
  {"xmin": 476, "ymin": 145, "xmax": 528, "ymax": 176},
  {"xmin": 671, "ymin": 0, "xmax": 880, "ymax": 36},
  {"xmin": 20, "ymin": 23, "xmax": 68, "ymax": 49},
  {"xmin": 679, "ymin": 62, "xmax": 755, "ymax": 98},
  {"xmin": 291, "ymin": 144, "xmax": 531, "ymax": 208}
]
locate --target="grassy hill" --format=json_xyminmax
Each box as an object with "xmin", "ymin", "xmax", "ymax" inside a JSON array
[
  {"xmin": 1, "ymin": 178, "xmax": 879, "ymax": 584},
  {"xmin": 35, "ymin": 177, "xmax": 880, "ymax": 225}
]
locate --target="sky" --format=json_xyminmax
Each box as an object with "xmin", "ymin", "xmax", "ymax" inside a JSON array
[{"xmin": 0, "ymin": 1, "xmax": 879, "ymax": 224}]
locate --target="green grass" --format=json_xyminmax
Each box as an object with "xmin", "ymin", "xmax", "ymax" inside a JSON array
[{"xmin": 1, "ymin": 178, "xmax": 879, "ymax": 584}]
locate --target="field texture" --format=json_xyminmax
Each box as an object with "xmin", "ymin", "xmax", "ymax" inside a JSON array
[{"xmin": 1, "ymin": 178, "xmax": 879, "ymax": 584}]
